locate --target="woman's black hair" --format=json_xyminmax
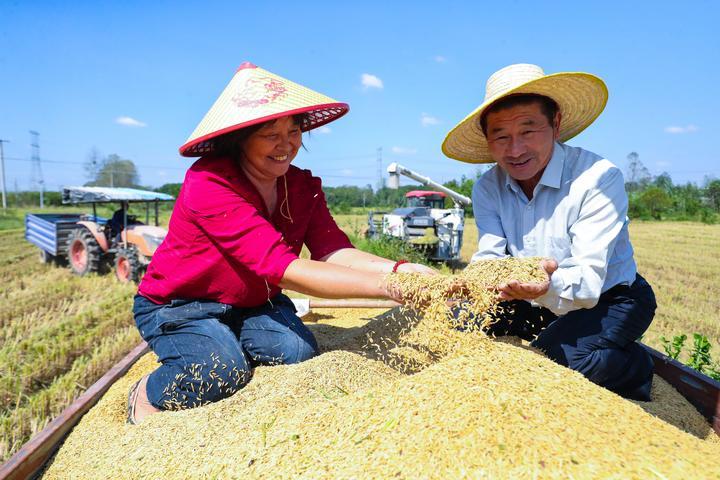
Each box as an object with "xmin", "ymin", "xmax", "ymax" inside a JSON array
[{"xmin": 212, "ymin": 113, "xmax": 306, "ymax": 156}]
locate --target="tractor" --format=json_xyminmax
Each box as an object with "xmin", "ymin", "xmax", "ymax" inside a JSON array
[{"xmin": 25, "ymin": 186, "xmax": 174, "ymax": 282}]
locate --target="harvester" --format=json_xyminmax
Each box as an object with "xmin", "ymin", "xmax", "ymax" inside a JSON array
[{"xmin": 367, "ymin": 163, "xmax": 472, "ymax": 262}]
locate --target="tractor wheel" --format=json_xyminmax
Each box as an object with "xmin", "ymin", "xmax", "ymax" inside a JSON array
[
  {"xmin": 39, "ymin": 249, "xmax": 56, "ymax": 264},
  {"xmin": 66, "ymin": 228, "xmax": 103, "ymax": 276},
  {"xmin": 114, "ymin": 247, "xmax": 142, "ymax": 283}
]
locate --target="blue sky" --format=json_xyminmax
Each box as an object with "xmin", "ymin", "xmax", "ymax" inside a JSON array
[{"xmin": 1, "ymin": 0, "xmax": 718, "ymax": 192}]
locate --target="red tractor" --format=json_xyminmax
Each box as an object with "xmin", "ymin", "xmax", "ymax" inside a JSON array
[{"xmin": 26, "ymin": 186, "xmax": 174, "ymax": 282}]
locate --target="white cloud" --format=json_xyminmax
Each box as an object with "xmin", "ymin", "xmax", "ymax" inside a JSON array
[
  {"xmin": 391, "ymin": 146, "xmax": 417, "ymax": 155},
  {"xmin": 361, "ymin": 73, "xmax": 384, "ymax": 90},
  {"xmin": 341, "ymin": 169, "xmax": 354, "ymax": 176},
  {"xmin": 434, "ymin": 55, "xmax": 447, "ymax": 63},
  {"xmin": 421, "ymin": 112, "xmax": 439, "ymax": 127},
  {"xmin": 656, "ymin": 161, "xmax": 671, "ymax": 168},
  {"xmin": 116, "ymin": 116, "xmax": 147, "ymax": 127},
  {"xmin": 664, "ymin": 124, "xmax": 698, "ymax": 134},
  {"xmin": 316, "ymin": 126, "xmax": 332, "ymax": 134}
]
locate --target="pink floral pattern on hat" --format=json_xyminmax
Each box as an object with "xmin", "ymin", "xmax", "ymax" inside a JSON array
[{"xmin": 232, "ymin": 77, "xmax": 288, "ymax": 109}]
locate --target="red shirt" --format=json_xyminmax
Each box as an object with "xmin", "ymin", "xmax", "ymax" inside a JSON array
[{"xmin": 138, "ymin": 155, "xmax": 353, "ymax": 307}]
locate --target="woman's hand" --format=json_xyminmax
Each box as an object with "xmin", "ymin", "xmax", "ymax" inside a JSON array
[
  {"xmin": 380, "ymin": 270, "xmax": 467, "ymax": 306},
  {"xmin": 497, "ymin": 258, "xmax": 558, "ymax": 301}
]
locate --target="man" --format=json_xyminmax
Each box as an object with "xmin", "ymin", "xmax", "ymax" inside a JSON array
[{"xmin": 442, "ymin": 63, "xmax": 656, "ymax": 400}]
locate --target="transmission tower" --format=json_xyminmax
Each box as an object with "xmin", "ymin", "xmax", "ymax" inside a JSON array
[
  {"xmin": 30, "ymin": 130, "xmax": 44, "ymax": 208},
  {"xmin": 376, "ymin": 147, "xmax": 383, "ymax": 191}
]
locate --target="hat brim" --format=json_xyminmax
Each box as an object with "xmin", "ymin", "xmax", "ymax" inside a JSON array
[
  {"xmin": 442, "ymin": 72, "xmax": 608, "ymax": 164},
  {"xmin": 179, "ymin": 103, "xmax": 348, "ymax": 157}
]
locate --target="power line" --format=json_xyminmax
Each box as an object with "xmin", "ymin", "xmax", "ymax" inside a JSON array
[
  {"xmin": 3, "ymin": 156, "xmax": 191, "ymax": 171},
  {"xmin": 2, "ymin": 153, "xmax": 380, "ymax": 170}
]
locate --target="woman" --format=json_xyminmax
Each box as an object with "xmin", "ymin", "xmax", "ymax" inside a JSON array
[{"xmin": 128, "ymin": 62, "xmax": 435, "ymax": 424}]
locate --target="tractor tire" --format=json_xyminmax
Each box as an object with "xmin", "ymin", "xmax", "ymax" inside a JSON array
[
  {"xmin": 66, "ymin": 228, "xmax": 103, "ymax": 276},
  {"xmin": 39, "ymin": 249, "xmax": 56, "ymax": 264},
  {"xmin": 114, "ymin": 247, "xmax": 142, "ymax": 283}
]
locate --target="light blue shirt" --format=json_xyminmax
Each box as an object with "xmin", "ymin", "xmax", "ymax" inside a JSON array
[{"xmin": 471, "ymin": 142, "xmax": 637, "ymax": 315}]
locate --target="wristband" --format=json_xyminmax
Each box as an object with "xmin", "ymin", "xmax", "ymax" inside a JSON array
[{"xmin": 392, "ymin": 259, "xmax": 409, "ymax": 273}]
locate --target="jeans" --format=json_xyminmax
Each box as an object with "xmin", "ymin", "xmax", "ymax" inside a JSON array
[
  {"xmin": 482, "ymin": 274, "xmax": 657, "ymax": 400},
  {"xmin": 133, "ymin": 293, "xmax": 319, "ymax": 410}
]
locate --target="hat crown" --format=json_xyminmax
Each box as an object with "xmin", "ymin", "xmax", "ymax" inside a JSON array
[{"xmin": 485, "ymin": 63, "xmax": 546, "ymax": 102}]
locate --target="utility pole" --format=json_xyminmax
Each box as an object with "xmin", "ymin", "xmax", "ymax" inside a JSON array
[
  {"xmin": 30, "ymin": 131, "xmax": 44, "ymax": 208},
  {"xmin": 0, "ymin": 139, "xmax": 8, "ymax": 210},
  {"xmin": 376, "ymin": 147, "xmax": 383, "ymax": 191}
]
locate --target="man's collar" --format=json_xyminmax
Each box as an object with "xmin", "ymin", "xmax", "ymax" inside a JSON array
[
  {"xmin": 503, "ymin": 142, "xmax": 565, "ymax": 193},
  {"xmin": 538, "ymin": 142, "xmax": 564, "ymax": 189}
]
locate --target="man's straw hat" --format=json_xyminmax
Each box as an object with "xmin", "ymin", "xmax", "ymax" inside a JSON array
[
  {"xmin": 442, "ymin": 63, "xmax": 608, "ymax": 164},
  {"xmin": 180, "ymin": 62, "xmax": 349, "ymax": 157}
]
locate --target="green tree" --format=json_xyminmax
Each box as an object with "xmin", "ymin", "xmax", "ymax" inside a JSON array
[
  {"xmin": 672, "ymin": 183, "xmax": 702, "ymax": 218},
  {"xmin": 653, "ymin": 172, "xmax": 673, "ymax": 193},
  {"xmin": 156, "ymin": 183, "xmax": 182, "ymax": 198},
  {"xmin": 638, "ymin": 186, "xmax": 672, "ymax": 220},
  {"xmin": 443, "ymin": 175, "xmax": 476, "ymax": 214},
  {"xmin": 625, "ymin": 152, "xmax": 651, "ymax": 193},
  {"xmin": 85, "ymin": 154, "xmax": 140, "ymax": 188},
  {"xmin": 705, "ymin": 179, "xmax": 720, "ymax": 211}
]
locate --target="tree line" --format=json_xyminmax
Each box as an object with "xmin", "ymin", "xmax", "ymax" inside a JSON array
[
  {"xmin": 5, "ymin": 151, "xmax": 719, "ymax": 224},
  {"xmin": 625, "ymin": 152, "xmax": 720, "ymax": 223}
]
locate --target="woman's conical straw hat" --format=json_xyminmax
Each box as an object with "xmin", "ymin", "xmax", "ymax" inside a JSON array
[
  {"xmin": 179, "ymin": 62, "xmax": 349, "ymax": 157},
  {"xmin": 442, "ymin": 63, "xmax": 608, "ymax": 164}
]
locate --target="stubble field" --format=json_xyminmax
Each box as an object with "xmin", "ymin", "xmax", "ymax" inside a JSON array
[{"xmin": 0, "ymin": 216, "xmax": 718, "ymax": 462}]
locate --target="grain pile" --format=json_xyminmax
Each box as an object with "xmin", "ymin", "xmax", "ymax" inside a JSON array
[
  {"xmin": 373, "ymin": 257, "xmax": 548, "ymax": 372},
  {"xmin": 41, "ymin": 258, "xmax": 720, "ymax": 479},
  {"xmin": 389, "ymin": 256, "xmax": 547, "ymax": 331}
]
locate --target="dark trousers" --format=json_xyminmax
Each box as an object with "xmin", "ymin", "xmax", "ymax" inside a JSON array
[
  {"xmin": 486, "ymin": 274, "xmax": 657, "ymax": 400},
  {"xmin": 133, "ymin": 293, "xmax": 319, "ymax": 410}
]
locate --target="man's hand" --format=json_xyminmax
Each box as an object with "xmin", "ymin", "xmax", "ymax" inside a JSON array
[{"xmin": 497, "ymin": 258, "xmax": 558, "ymax": 301}]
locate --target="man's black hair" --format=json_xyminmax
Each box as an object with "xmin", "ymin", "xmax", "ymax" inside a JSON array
[{"xmin": 480, "ymin": 94, "xmax": 559, "ymax": 136}]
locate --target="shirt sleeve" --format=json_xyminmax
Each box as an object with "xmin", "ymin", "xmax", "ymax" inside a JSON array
[
  {"xmin": 303, "ymin": 181, "xmax": 354, "ymax": 260},
  {"xmin": 471, "ymin": 175, "xmax": 510, "ymax": 262},
  {"xmin": 533, "ymin": 165, "xmax": 628, "ymax": 315},
  {"xmin": 182, "ymin": 167, "xmax": 298, "ymax": 286}
]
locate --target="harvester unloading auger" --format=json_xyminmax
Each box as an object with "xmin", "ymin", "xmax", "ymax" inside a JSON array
[{"xmin": 367, "ymin": 162, "xmax": 472, "ymax": 262}]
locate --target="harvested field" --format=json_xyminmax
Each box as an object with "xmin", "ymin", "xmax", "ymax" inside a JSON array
[
  {"xmin": 629, "ymin": 221, "xmax": 720, "ymax": 359},
  {"xmin": 42, "ymin": 306, "xmax": 719, "ymax": 479},
  {"xmin": 0, "ymin": 229, "xmax": 140, "ymax": 462}
]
